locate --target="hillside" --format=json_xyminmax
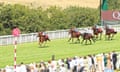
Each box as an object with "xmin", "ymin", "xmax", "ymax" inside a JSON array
[{"xmin": 0, "ymin": 0, "xmax": 99, "ymax": 9}]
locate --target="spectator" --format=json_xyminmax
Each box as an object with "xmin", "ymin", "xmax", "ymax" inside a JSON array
[
  {"xmin": 20, "ymin": 62, "xmax": 27, "ymax": 72},
  {"xmin": 65, "ymin": 58, "xmax": 70, "ymax": 71},
  {"xmin": 112, "ymin": 51, "xmax": 117, "ymax": 70},
  {"xmin": 116, "ymin": 53, "xmax": 120, "ymax": 70},
  {"xmin": 16, "ymin": 64, "xmax": 21, "ymax": 72},
  {"xmin": 59, "ymin": 64, "xmax": 67, "ymax": 72}
]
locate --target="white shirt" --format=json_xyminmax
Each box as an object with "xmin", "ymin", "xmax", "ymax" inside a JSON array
[
  {"xmin": 59, "ymin": 65, "xmax": 67, "ymax": 72},
  {"xmin": 20, "ymin": 65, "xmax": 27, "ymax": 72}
]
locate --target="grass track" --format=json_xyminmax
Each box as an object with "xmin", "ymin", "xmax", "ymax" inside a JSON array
[{"xmin": 0, "ymin": 33, "xmax": 120, "ymax": 68}]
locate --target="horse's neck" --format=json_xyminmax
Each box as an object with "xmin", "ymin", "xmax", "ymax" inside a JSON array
[
  {"xmin": 39, "ymin": 36, "xmax": 45, "ymax": 42},
  {"xmin": 38, "ymin": 33, "xmax": 40, "ymax": 37},
  {"xmin": 69, "ymin": 30, "xmax": 74, "ymax": 34},
  {"xmin": 106, "ymin": 28, "xmax": 110, "ymax": 31},
  {"xmin": 94, "ymin": 27, "xmax": 98, "ymax": 30}
]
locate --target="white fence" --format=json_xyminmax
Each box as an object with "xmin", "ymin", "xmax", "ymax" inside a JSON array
[
  {"xmin": 0, "ymin": 29, "xmax": 69, "ymax": 45},
  {"xmin": 0, "ymin": 27, "xmax": 120, "ymax": 45}
]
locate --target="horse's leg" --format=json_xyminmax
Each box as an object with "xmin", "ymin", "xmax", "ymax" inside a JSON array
[
  {"xmin": 39, "ymin": 41, "xmax": 40, "ymax": 45},
  {"xmin": 89, "ymin": 39, "xmax": 92, "ymax": 44},
  {"xmin": 85, "ymin": 40, "xmax": 87, "ymax": 45},
  {"xmin": 68, "ymin": 37, "xmax": 71, "ymax": 42},
  {"xmin": 91, "ymin": 37, "xmax": 95, "ymax": 43},
  {"xmin": 111, "ymin": 34, "xmax": 114, "ymax": 40},
  {"xmin": 77, "ymin": 38, "xmax": 80, "ymax": 43},
  {"xmin": 78, "ymin": 38, "xmax": 80, "ymax": 43},
  {"xmin": 94, "ymin": 35, "xmax": 96, "ymax": 40},
  {"xmin": 39, "ymin": 40, "xmax": 42, "ymax": 47},
  {"xmin": 99, "ymin": 33, "xmax": 102, "ymax": 40},
  {"xmin": 39, "ymin": 39, "xmax": 40, "ymax": 45},
  {"xmin": 47, "ymin": 38, "xmax": 50, "ymax": 41},
  {"xmin": 43, "ymin": 41, "xmax": 46, "ymax": 47},
  {"xmin": 81, "ymin": 39, "xmax": 84, "ymax": 44},
  {"xmin": 96, "ymin": 35, "xmax": 98, "ymax": 40},
  {"xmin": 105, "ymin": 34, "xmax": 107, "ymax": 40},
  {"xmin": 72, "ymin": 38, "xmax": 74, "ymax": 43},
  {"xmin": 39, "ymin": 42, "xmax": 42, "ymax": 47},
  {"xmin": 108, "ymin": 35, "xmax": 111, "ymax": 40}
]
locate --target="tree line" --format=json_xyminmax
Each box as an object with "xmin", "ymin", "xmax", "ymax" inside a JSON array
[{"xmin": 0, "ymin": 0, "xmax": 120, "ymax": 36}]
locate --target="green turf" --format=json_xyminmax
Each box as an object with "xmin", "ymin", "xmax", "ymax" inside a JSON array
[{"xmin": 0, "ymin": 33, "xmax": 120, "ymax": 68}]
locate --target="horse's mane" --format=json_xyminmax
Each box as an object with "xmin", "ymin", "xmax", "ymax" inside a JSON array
[{"xmin": 38, "ymin": 32, "xmax": 43, "ymax": 37}]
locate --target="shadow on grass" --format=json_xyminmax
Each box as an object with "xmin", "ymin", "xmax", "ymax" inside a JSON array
[
  {"xmin": 38, "ymin": 45, "xmax": 49, "ymax": 48},
  {"xmin": 81, "ymin": 43, "xmax": 94, "ymax": 46},
  {"xmin": 69, "ymin": 42, "xmax": 80, "ymax": 44}
]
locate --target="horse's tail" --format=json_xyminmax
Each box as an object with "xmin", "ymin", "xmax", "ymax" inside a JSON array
[
  {"xmin": 91, "ymin": 35, "xmax": 96, "ymax": 42},
  {"xmin": 47, "ymin": 38, "xmax": 50, "ymax": 41}
]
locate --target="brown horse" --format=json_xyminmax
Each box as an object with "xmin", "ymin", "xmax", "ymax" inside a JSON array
[
  {"xmin": 104, "ymin": 26, "xmax": 117, "ymax": 40},
  {"xmin": 37, "ymin": 32, "xmax": 50, "ymax": 47},
  {"xmin": 92, "ymin": 26, "xmax": 103, "ymax": 40},
  {"xmin": 68, "ymin": 28, "xmax": 81, "ymax": 43},
  {"xmin": 81, "ymin": 32, "xmax": 95, "ymax": 44}
]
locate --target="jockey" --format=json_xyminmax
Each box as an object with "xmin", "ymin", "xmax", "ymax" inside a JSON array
[
  {"xmin": 72, "ymin": 27, "xmax": 79, "ymax": 33},
  {"xmin": 42, "ymin": 31, "xmax": 46, "ymax": 36},
  {"xmin": 41, "ymin": 29, "xmax": 46, "ymax": 36},
  {"xmin": 85, "ymin": 27, "xmax": 93, "ymax": 35},
  {"xmin": 105, "ymin": 25, "xmax": 109, "ymax": 29},
  {"xmin": 108, "ymin": 25, "xmax": 112, "ymax": 29},
  {"xmin": 94, "ymin": 25, "xmax": 99, "ymax": 32},
  {"xmin": 42, "ymin": 30, "xmax": 49, "ymax": 39},
  {"xmin": 95, "ymin": 25, "xmax": 99, "ymax": 29}
]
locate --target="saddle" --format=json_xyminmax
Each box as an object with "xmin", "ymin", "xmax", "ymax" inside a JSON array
[
  {"xmin": 43, "ymin": 35, "xmax": 48, "ymax": 39},
  {"xmin": 109, "ymin": 29, "xmax": 114, "ymax": 33}
]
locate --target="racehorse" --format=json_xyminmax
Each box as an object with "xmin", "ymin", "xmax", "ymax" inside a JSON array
[
  {"xmin": 104, "ymin": 26, "xmax": 117, "ymax": 40},
  {"xmin": 92, "ymin": 26, "xmax": 103, "ymax": 40},
  {"xmin": 68, "ymin": 28, "xmax": 81, "ymax": 43},
  {"xmin": 81, "ymin": 32, "xmax": 95, "ymax": 45},
  {"xmin": 37, "ymin": 32, "xmax": 50, "ymax": 47}
]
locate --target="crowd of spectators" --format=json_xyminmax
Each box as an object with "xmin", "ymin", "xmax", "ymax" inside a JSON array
[{"xmin": 0, "ymin": 51, "xmax": 120, "ymax": 72}]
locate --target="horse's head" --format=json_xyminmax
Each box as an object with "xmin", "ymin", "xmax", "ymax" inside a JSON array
[
  {"xmin": 68, "ymin": 29, "xmax": 73, "ymax": 34},
  {"xmin": 92, "ymin": 26, "xmax": 95, "ymax": 29},
  {"xmin": 92, "ymin": 26, "xmax": 98, "ymax": 30},
  {"xmin": 38, "ymin": 32, "xmax": 43, "ymax": 37}
]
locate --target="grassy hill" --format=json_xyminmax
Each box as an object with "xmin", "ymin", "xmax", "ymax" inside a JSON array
[{"xmin": 0, "ymin": 0, "xmax": 99, "ymax": 9}]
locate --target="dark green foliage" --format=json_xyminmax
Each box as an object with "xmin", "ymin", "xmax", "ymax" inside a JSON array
[
  {"xmin": 107, "ymin": 0, "xmax": 120, "ymax": 10},
  {"xmin": 1, "ymin": 0, "xmax": 119, "ymax": 35},
  {"xmin": 64, "ymin": 6, "xmax": 99, "ymax": 27}
]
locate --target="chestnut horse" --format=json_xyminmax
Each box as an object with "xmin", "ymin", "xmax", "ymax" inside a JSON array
[
  {"xmin": 37, "ymin": 32, "xmax": 50, "ymax": 47},
  {"xmin": 92, "ymin": 26, "xmax": 103, "ymax": 40},
  {"xmin": 68, "ymin": 28, "xmax": 81, "ymax": 43},
  {"xmin": 104, "ymin": 26, "xmax": 117, "ymax": 40},
  {"xmin": 81, "ymin": 32, "xmax": 95, "ymax": 44}
]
